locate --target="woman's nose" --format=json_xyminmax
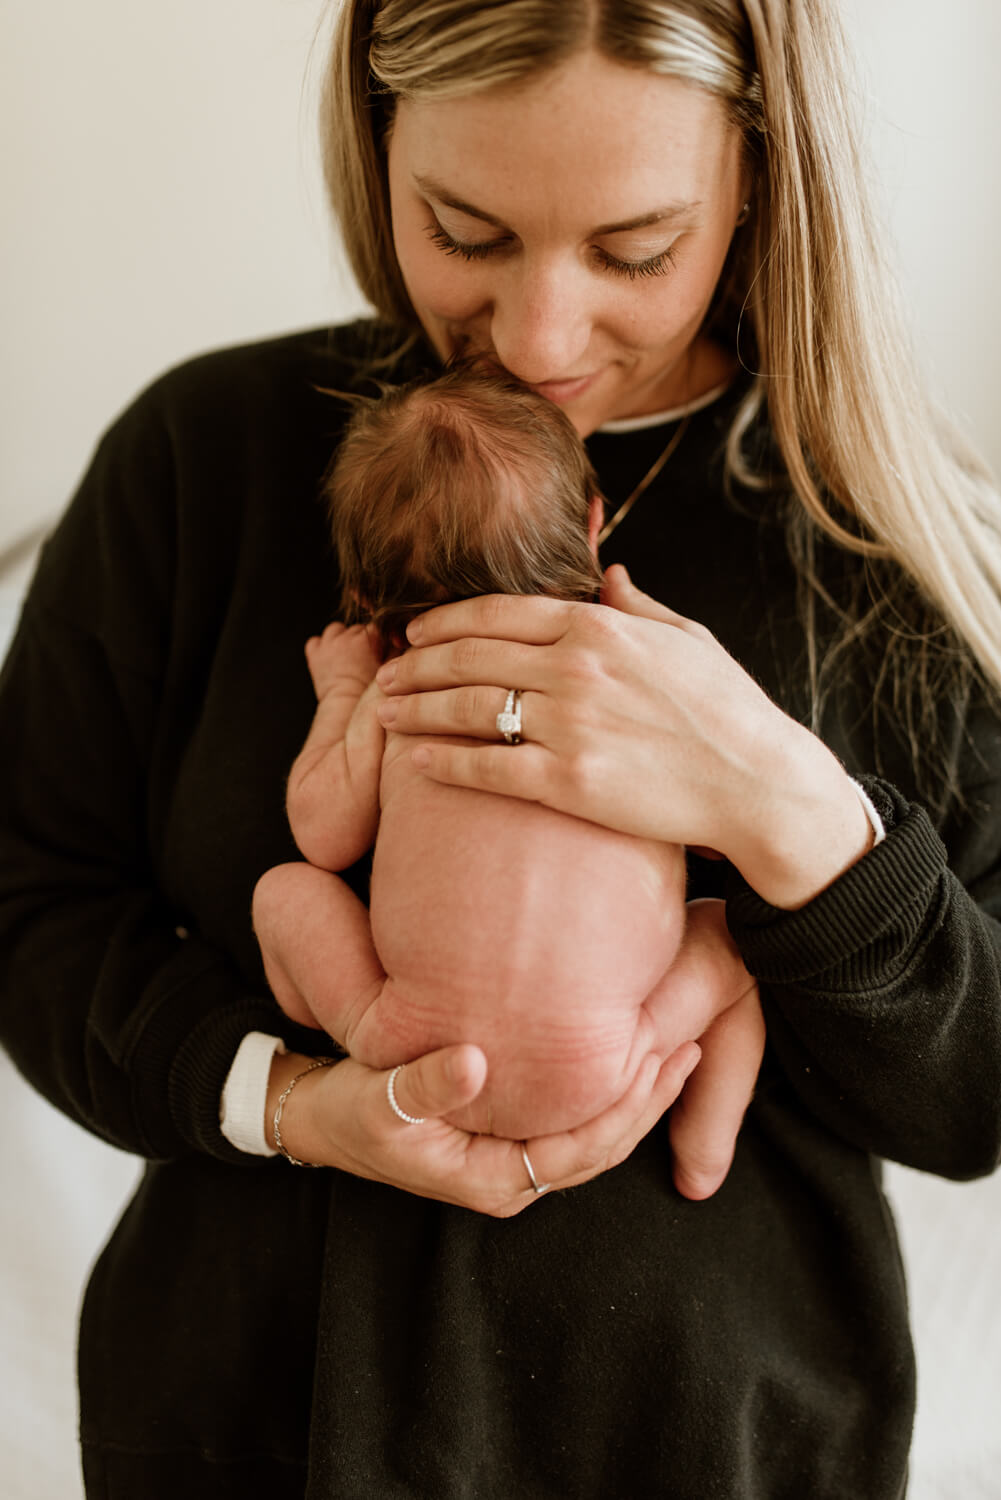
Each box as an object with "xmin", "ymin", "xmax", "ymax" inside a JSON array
[{"xmin": 488, "ymin": 263, "xmax": 593, "ymax": 383}]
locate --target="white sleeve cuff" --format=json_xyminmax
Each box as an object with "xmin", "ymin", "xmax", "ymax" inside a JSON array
[
  {"xmin": 849, "ymin": 779, "xmax": 886, "ymax": 848},
  {"xmin": 220, "ymin": 1031, "xmax": 287, "ymax": 1156}
]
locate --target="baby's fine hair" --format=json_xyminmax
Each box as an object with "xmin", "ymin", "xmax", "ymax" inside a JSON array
[{"xmin": 328, "ymin": 363, "xmax": 604, "ymax": 648}]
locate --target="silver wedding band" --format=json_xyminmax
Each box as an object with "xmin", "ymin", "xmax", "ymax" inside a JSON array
[
  {"xmin": 496, "ymin": 688, "xmax": 523, "ymax": 744},
  {"xmin": 521, "ymin": 1142, "xmax": 551, "ymax": 1196},
  {"xmin": 386, "ymin": 1064, "xmax": 426, "ymax": 1125}
]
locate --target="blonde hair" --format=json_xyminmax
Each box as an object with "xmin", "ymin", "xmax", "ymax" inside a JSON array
[
  {"xmin": 329, "ymin": 364, "xmax": 603, "ymax": 649},
  {"xmin": 320, "ymin": 0, "xmax": 1001, "ymax": 807}
]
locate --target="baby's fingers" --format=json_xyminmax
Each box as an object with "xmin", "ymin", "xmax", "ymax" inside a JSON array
[{"xmin": 305, "ymin": 622, "xmax": 382, "ymax": 699}]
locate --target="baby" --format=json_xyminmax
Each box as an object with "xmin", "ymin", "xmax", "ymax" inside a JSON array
[{"xmin": 253, "ymin": 365, "xmax": 755, "ymax": 1137}]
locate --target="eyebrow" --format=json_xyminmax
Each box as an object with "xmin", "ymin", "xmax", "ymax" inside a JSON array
[{"xmin": 413, "ymin": 173, "xmax": 701, "ymax": 235}]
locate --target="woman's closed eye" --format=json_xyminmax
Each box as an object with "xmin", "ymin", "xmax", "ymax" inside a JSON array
[
  {"xmin": 424, "ymin": 220, "xmax": 679, "ymax": 280},
  {"xmin": 593, "ymin": 244, "xmax": 678, "ymax": 280},
  {"xmin": 425, "ymin": 221, "xmax": 507, "ymax": 262}
]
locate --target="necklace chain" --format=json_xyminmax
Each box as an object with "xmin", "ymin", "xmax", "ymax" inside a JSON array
[{"xmin": 596, "ymin": 412, "xmax": 692, "ymax": 547}]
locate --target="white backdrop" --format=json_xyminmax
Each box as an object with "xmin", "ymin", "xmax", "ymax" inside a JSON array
[
  {"xmin": 1, "ymin": 0, "xmax": 367, "ymax": 554},
  {"xmin": 2, "ymin": 3, "xmax": 1001, "ymax": 1498}
]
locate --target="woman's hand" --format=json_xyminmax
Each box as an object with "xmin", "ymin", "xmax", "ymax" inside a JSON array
[
  {"xmin": 669, "ymin": 991, "xmax": 766, "ymax": 1200},
  {"xmin": 636, "ymin": 898, "xmax": 766, "ymax": 1200},
  {"xmin": 267, "ymin": 1040, "xmax": 702, "ymax": 1217},
  {"xmin": 375, "ymin": 565, "xmax": 873, "ymax": 909}
]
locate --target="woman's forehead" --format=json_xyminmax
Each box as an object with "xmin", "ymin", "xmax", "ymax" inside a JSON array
[{"xmin": 391, "ymin": 51, "xmax": 739, "ymax": 226}]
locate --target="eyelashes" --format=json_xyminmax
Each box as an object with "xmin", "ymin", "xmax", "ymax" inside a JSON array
[
  {"xmin": 426, "ymin": 223, "xmax": 498, "ymax": 261},
  {"xmin": 424, "ymin": 222, "xmax": 678, "ymax": 280},
  {"xmin": 593, "ymin": 245, "xmax": 678, "ymax": 280}
]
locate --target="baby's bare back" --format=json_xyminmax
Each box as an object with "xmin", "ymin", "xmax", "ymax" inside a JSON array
[{"xmin": 353, "ymin": 733, "xmax": 686, "ymax": 1136}]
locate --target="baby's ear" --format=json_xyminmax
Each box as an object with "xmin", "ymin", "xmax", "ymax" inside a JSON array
[{"xmin": 587, "ymin": 493, "xmax": 604, "ymax": 555}]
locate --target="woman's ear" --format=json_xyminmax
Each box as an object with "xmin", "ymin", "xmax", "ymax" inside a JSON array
[{"xmin": 587, "ymin": 493, "xmax": 604, "ymax": 556}]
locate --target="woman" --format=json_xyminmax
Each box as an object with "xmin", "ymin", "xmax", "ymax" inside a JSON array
[{"xmin": 2, "ymin": 1, "xmax": 1000, "ymax": 1495}]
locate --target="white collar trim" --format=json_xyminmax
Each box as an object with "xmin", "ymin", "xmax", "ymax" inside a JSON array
[{"xmin": 597, "ymin": 378, "xmax": 733, "ymax": 434}]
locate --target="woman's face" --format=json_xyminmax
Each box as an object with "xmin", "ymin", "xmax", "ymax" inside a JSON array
[{"xmin": 387, "ymin": 48, "xmax": 749, "ymax": 436}]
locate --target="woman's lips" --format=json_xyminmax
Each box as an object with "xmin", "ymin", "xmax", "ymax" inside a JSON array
[
  {"xmin": 526, "ymin": 372, "xmax": 599, "ymax": 405},
  {"xmin": 446, "ymin": 339, "xmax": 601, "ymax": 406}
]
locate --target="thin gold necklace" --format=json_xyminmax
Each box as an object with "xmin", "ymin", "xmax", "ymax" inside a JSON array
[{"xmin": 596, "ymin": 410, "xmax": 692, "ymax": 547}]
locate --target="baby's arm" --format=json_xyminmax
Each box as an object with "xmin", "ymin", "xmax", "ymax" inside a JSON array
[{"xmin": 287, "ymin": 623, "xmax": 386, "ymax": 870}]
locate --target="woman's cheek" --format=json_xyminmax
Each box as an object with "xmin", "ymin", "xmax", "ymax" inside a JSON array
[
  {"xmin": 626, "ymin": 279, "xmax": 705, "ymax": 354},
  {"xmin": 427, "ymin": 261, "xmax": 489, "ymax": 322},
  {"xmin": 399, "ymin": 238, "xmax": 472, "ymax": 321}
]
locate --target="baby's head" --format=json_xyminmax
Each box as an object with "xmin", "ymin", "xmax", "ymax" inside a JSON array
[{"xmin": 328, "ymin": 362, "xmax": 604, "ymax": 648}]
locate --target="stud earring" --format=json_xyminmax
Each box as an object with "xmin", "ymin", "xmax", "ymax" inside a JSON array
[{"xmin": 735, "ymin": 201, "xmax": 752, "ymax": 227}]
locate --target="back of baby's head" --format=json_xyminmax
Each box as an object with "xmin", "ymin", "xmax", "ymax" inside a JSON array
[{"xmin": 328, "ymin": 362, "xmax": 603, "ymax": 647}]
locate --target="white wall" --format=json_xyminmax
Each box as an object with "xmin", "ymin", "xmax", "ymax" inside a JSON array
[
  {"xmin": 1, "ymin": 0, "xmax": 367, "ymax": 552},
  {"xmin": 843, "ymin": 0, "xmax": 1001, "ymax": 466}
]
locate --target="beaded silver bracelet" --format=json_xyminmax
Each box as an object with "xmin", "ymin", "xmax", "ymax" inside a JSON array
[{"xmin": 272, "ymin": 1056, "xmax": 339, "ymax": 1167}]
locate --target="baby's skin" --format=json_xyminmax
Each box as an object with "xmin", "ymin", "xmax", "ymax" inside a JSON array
[{"xmin": 254, "ymin": 623, "xmax": 759, "ymax": 1138}]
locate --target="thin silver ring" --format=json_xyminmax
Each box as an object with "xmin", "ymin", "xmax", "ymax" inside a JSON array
[
  {"xmin": 496, "ymin": 688, "xmax": 523, "ymax": 745},
  {"xmin": 520, "ymin": 1142, "xmax": 551, "ymax": 1196},
  {"xmin": 386, "ymin": 1064, "xmax": 426, "ymax": 1125}
]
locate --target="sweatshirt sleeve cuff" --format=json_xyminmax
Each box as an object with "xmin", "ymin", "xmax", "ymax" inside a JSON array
[
  {"xmin": 220, "ymin": 1031, "xmax": 286, "ymax": 1155},
  {"xmin": 725, "ymin": 779, "xmax": 949, "ymax": 988},
  {"xmin": 849, "ymin": 778, "xmax": 886, "ymax": 846}
]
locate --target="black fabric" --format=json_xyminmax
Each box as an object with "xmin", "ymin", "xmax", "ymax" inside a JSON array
[{"xmin": 1, "ymin": 322, "xmax": 998, "ymax": 1498}]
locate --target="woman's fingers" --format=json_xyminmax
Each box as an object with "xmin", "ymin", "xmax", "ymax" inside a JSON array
[
  {"xmin": 387, "ymin": 1044, "xmax": 488, "ymax": 1121},
  {"xmin": 377, "ymin": 634, "xmax": 550, "ymax": 698},
  {"xmin": 314, "ymin": 1053, "xmax": 525, "ymax": 1216},
  {"xmin": 521, "ymin": 1042, "xmax": 702, "ymax": 1193},
  {"xmin": 306, "ymin": 1037, "xmax": 712, "ymax": 1221},
  {"xmin": 668, "ymin": 990, "xmax": 766, "ymax": 1201},
  {"xmin": 600, "ymin": 563, "xmax": 698, "ymax": 629},
  {"xmin": 378, "ymin": 683, "xmax": 547, "ymax": 741},
  {"xmin": 344, "ymin": 1042, "xmax": 700, "ymax": 1217},
  {"xmin": 405, "ymin": 593, "xmax": 576, "ymax": 648},
  {"xmin": 408, "ymin": 739, "xmax": 557, "ymax": 804}
]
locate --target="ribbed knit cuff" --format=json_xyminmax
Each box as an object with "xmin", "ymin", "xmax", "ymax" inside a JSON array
[
  {"xmin": 123, "ymin": 936, "xmax": 327, "ymax": 1163},
  {"xmin": 725, "ymin": 779, "xmax": 948, "ymax": 988},
  {"xmin": 162, "ymin": 987, "xmax": 289, "ymax": 1163}
]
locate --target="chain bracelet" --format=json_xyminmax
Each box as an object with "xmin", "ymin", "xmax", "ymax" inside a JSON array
[{"xmin": 272, "ymin": 1056, "xmax": 339, "ymax": 1167}]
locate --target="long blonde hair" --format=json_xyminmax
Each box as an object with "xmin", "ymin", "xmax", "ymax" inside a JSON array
[{"xmin": 319, "ymin": 0, "xmax": 1001, "ymax": 806}]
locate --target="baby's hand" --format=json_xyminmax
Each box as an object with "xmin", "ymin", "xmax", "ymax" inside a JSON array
[
  {"xmin": 305, "ymin": 622, "xmax": 382, "ymax": 702},
  {"xmin": 289, "ymin": 623, "xmax": 386, "ymax": 865}
]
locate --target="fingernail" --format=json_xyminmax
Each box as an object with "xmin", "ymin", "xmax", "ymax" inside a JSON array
[
  {"xmin": 679, "ymin": 1042, "xmax": 701, "ymax": 1078},
  {"xmin": 411, "ymin": 746, "xmax": 431, "ymax": 770},
  {"xmin": 376, "ymin": 660, "xmax": 397, "ymax": 688},
  {"xmin": 406, "ymin": 616, "xmax": 424, "ymax": 643},
  {"xmin": 377, "ymin": 699, "xmax": 398, "ymax": 726},
  {"xmin": 675, "ymin": 1169, "xmax": 723, "ymax": 1203}
]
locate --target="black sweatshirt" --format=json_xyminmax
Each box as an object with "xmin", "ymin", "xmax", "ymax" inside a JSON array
[{"xmin": 2, "ymin": 323, "xmax": 1000, "ymax": 1499}]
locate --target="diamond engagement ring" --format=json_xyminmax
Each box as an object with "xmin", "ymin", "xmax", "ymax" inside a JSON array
[{"xmin": 496, "ymin": 688, "xmax": 523, "ymax": 744}]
